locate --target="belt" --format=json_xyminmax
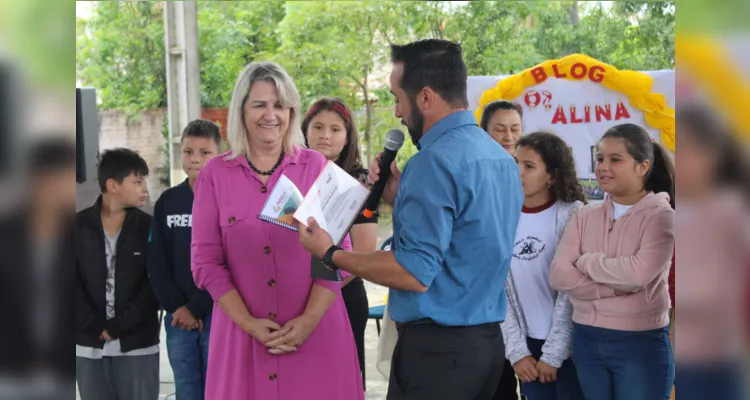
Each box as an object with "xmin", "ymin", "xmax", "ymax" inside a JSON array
[
  {"xmin": 395, "ymin": 319, "xmax": 501, "ymax": 331},
  {"xmin": 394, "ymin": 318, "xmax": 436, "ymax": 330}
]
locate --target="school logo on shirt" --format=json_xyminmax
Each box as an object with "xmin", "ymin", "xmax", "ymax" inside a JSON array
[
  {"xmin": 167, "ymin": 214, "xmax": 192, "ymax": 228},
  {"xmin": 513, "ymin": 235, "xmax": 546, "ymax": 261}
]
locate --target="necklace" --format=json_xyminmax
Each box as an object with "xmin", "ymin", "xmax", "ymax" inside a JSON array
[{"xmin": 247, "ymin": 151, "xmax": 285, "ymax": 176}]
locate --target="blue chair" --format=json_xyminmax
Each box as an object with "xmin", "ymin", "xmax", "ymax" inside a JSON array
[
  {"xmin": 369, "ymin": 235, "xmax": 392, "ymax": 336},
  {"xmin": 362, "ymin": 236, "xmax": 393, "ymax": 391},
  {"xmin": 367, "ymin": 304, "xmax": 386, "ymax": 336}
]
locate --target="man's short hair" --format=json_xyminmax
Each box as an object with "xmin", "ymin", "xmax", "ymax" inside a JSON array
[
  {"xmin": 181, "ymin": 119, "xmax": 223, "ymax": 148},
  {"xmin": 97, "ymin": 148, "xmax": 149, "ymax": 193},
  {"xmin": 390, "ymin": 39, "xmax": 468, "ymax": 108}
]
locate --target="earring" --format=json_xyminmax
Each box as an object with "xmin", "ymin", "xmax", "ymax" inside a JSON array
[{"xmin": 547, "ymin": 181, "xmax": 552, "ymax": 187}]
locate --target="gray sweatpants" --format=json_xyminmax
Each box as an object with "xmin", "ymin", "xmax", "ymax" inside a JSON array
[{"xmin": 76, "ymin": 354, "xmax": 160, "ymax": 400}]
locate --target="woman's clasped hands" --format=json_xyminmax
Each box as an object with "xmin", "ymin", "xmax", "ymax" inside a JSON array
[{"xmin": 240, "ymin": 314, "xmax": 320, "ymax": 355}]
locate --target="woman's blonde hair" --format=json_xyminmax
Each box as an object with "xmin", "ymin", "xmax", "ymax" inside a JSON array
[{"xmin": 225, "ymin": 62, "xmax": 305, "ymax": 159}]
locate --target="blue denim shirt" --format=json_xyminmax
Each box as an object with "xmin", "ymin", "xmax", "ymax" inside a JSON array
[{"xmin": 389, "ymin": 110, "xmax": 523, "ymax": 326}]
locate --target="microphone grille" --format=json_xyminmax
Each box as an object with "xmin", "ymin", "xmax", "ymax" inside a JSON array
[{"xmin": 384, "ymin": 129, "xmax": 405, "ymax": 151}]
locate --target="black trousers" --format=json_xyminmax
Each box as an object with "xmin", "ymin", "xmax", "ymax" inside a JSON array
[
  {"xmin": 342, "ymin": 278, "xmax": 369, "ymax": 374},
  {"xmin": 387, "ymin": 320, "xmax": 505, "ymax": 400},
  {"xmin": 493, "ymin": 358, "xmax": 520, "ymax": 400}
]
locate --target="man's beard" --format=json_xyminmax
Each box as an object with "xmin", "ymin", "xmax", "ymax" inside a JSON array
[{"xmin": 405, "ymin": 99, "xmax": 425, "ymax": 146}]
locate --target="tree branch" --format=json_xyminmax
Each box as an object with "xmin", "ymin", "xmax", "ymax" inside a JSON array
[
  {"xmin": 379, "ymin": 27, "xmax": 394, "ymax": 46},
  {"xmin": 350, "ymin": 75, "xmax": 366, "ymax": 93}
]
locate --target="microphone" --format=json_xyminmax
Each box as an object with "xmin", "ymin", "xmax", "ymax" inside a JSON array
[{"xmin": 362, "ymin": 129, "xmax": 405, "ymax": 218}]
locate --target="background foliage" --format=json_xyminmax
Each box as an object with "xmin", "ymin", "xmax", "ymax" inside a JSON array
[{"xmin": 76, "ymin": 1, "xmax": 674, "ymax": 166}]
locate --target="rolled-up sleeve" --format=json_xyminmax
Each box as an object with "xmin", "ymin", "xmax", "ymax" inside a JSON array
[
  {"xmin": 393, "ymin": 155, "xmax": 455, "ymax": 287},
  {"xmin": 191, "ymin": 165, "xmax": 235, "ymax": 301}
]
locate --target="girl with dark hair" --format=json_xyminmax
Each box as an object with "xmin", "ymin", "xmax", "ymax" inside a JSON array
[
  {"xmin": 495, "ymin": 132, "xmax": 585, "ymax": 400},
  {"xmin": 550, "ymin": 123, "xmax": 675, "ymax": 400},
  {"xmin": 302, "ymin": 97, "xmax": 375, "ymax": 386}
]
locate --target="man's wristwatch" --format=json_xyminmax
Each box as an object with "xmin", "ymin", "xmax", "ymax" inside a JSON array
[{"xmin": 321, "ymin": 245, "xmax": 343, "ymax": 271}]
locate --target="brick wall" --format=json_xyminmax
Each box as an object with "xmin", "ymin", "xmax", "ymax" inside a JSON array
[{"xmin": 201, "ymin": 108, "xmax": 228, "ymax": 143}]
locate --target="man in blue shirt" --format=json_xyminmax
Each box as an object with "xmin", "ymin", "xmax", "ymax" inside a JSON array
[{"xmin": 299, "ymin": 39, "xmax": 523, "ymax": 399}]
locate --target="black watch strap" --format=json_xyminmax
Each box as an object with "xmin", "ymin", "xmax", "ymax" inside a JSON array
[{"xmin": 321, "ymin": 245, "xmax": 342, "ymax": 270}]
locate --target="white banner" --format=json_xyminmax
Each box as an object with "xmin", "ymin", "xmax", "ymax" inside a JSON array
[{"xmin": 468, "ymin": 70, "xmax": 675, "ymax": 179}]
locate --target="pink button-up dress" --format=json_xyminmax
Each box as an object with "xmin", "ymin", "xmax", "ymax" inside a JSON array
[{"xmin": 191, "ymin": 147, "xmax": 363, "ymax": 400}]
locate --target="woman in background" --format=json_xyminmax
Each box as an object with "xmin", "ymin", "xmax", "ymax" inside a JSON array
[
  {"xmin": 302, "ymin": 97, "xmax": 378, "ymax": 385},
  {"xmin": 481, "ymin": 100, "xmax": 523, "ymax": 153}
]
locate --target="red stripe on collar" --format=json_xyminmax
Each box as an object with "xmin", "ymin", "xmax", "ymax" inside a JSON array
[{"xmin": 522, "ymin": 199, "xmax": 556, "ymax": 214}]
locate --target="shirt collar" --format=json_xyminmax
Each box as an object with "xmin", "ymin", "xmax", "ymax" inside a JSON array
[{"xmin": 417, "ymin": 110, "xmax": 478, "ymax": 150}]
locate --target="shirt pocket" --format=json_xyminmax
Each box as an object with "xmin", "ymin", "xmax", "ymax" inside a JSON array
[
  {"xmin": 218, "ymin": 205, "xmax": 254, "ymax": 231},
  {"xmin": 217, "ymin": 205, "xmax": 262, "ymax": 255}
]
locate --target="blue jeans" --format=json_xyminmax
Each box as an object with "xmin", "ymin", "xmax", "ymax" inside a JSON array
[
  {"xmin": 521, "ymin": 337, "xmax": 585, "ymax": 400},
  {"xmin": 572, "ymin": 323, "xmax": 674, "ymax": 400},
  {"xmin": 676, "ymin": 362, "xmax": 747, "ymax": 400},
  {"xmin": 164, "ymin": 313, "xmax": 211, "ymax": 400}
]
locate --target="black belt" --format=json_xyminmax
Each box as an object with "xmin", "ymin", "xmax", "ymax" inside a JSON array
[
  {"xmin": 395, "ymin": 319, "xmax": 501, "ymax": 331},
  {"xmin": 395, "ymin": 318, "xmax": 436, "ymax": 330}
]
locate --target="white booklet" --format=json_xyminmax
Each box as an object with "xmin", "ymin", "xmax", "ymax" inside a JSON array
[
  {"xmin": 257, "ymin": 160, "xmax": 370, "ymax": 245},
  {"xmin": 257, "ymin": 175, "xmax": 305, "ymax": 231}
]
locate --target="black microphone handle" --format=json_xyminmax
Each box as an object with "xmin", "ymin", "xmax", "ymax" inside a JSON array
[{"xmin": 363, "ymin": 147, "xmax": 399, "ymax": 214}]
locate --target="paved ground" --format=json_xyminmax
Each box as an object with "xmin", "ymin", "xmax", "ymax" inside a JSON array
[{"xmin": 77, "ymin": 227, "xmax": 394, "ymax": 400}]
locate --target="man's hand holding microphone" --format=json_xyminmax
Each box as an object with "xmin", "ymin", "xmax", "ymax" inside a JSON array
[
  {"xmin": 365, "ymin": 128, "xmax": 406, "ymax": 208},
  {"xmin": 367, "ymin": 153, "xmax": 401, "ymax": 207}
]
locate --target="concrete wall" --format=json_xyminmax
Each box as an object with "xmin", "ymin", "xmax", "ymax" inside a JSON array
[
  {"xmin": 95, "ymin": 108, "xmax": 168, "ymax": 212},
  {"xmin": 77, "ymin": 108, "xmax": 229, "ymax": 214}
]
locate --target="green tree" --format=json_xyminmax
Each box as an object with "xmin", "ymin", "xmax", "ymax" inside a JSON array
[
  {"xmin": 607, "ymin": 1, "xmax": 675, "ymax": 70},
  {"xmin": 444, "ymin": 1, "xmax": 544, "ymax": 75},
  {"xmin": 76, "ymin": 2, "xmax": 166, "ymax": 113},
  {"xmin": 76, "ymin": 0, "xmax": 674, "ymax": 156},
  {"xmin": 198, "ymin": 1, "xmax": 286, "ymax": 107},
  {"xmin": 273, "ymin": 1, "xmax": 440, "ymax": 165},
  {"xmin": 76, "ymin": 1, "xmax": 287, "ymax": 112},
  {"xmin": 442, "ymin": 1, "xmax": 675, "ymax": 74},
  {"xmin": 531, "ymin": 1, "xmax": 675, "ymax": 70},
  {"xmin": 77, "ymin": 1, "xmax": 674, "ymax": 114}
]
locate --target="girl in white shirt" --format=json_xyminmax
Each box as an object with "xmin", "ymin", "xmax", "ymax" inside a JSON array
[{"xmin": 500, "ymin": 132, "xmax": 586, "ymax": 400}]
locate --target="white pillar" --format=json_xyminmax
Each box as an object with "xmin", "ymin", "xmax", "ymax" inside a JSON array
[{"xmin": 164, "ymin": 1, "xmax": 200, "ymax": 186}]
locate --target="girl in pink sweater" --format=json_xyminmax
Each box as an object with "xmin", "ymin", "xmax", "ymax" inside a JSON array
[{"xmin": 550, "ymin": 123, "xmax": 675, "ymax": 400}]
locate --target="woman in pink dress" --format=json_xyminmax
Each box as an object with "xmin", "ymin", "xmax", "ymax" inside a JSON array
[{"xmin": 191, "ymin": 61, "xmax": 364, "ymax": 400}]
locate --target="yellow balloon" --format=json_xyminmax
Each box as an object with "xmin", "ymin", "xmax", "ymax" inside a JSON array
[{"xmin": 474, "ymin": 54, "xmax": 675, "ymax": 152}]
